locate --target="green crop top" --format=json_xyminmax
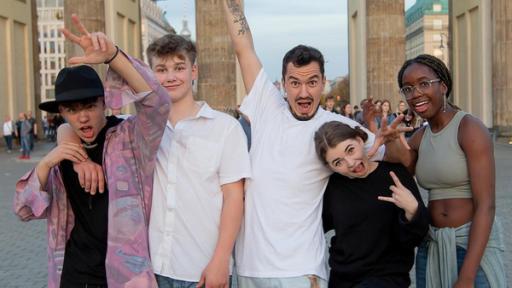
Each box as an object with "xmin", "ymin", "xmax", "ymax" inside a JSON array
[{"xmin": 416, "ymin": 111, "xmax": 472, "ymax": 201}]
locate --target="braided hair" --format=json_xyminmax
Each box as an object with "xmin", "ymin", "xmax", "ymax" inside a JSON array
[{"xmin": 397, "ymin": 54, "xmax": 452, "ymax": 98}]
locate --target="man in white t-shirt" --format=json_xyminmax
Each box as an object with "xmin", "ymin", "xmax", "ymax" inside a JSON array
[{"xmin": 223, "ymin": 1, "xmax": 385, "ymax": 287}]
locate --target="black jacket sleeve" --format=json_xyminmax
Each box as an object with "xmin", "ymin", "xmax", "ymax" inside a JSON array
[
  {"xmin": 393, "ymin": 164, "xmax": 429, "ymax": 248},
  {"xmin": 323, "ymin": 176, "xmax": 335, "ymax": 233}
]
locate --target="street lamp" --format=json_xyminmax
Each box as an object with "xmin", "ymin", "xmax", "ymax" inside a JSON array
[{"xmin": 438, "ymin": 33, "xmax": 448, "ymax": 63}]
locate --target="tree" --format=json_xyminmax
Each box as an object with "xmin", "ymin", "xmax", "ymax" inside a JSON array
[{"xmin": 326, "ymin": 76, "xmax": 350, "ymax": 105}]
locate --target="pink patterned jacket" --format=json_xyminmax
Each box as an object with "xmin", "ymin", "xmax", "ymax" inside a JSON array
[{"xmin": 12, "ymin": 54, "xmax": 170, "ymax": 288}]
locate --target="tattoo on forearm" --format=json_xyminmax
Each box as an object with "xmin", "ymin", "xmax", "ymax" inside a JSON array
[{"xmin": 227, "ymin": 0, "xmax": 250, "ymax": 35}]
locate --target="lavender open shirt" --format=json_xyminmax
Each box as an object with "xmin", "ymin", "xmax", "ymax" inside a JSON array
[{"xmin": 12, "ymin": 54, "xmax": 170, "ymax": 288}]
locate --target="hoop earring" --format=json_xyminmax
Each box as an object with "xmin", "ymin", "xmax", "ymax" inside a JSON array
[{"xmin": 443, "ymin": 94, "xmax": 447, "ymax": 112}]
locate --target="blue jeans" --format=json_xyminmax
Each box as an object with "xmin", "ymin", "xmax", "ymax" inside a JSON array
[
  {"xmin": 416, "ymin": 241, "xmax": 490, "ymax": 288},
  {"xmin": 29, "ymin": 133, "xmax": 34, "ymax": 150},
  {"xmin": 3, "ymin": 135, "xmax": 12, "ymax": 150},
  {"xmin": 20, "ymin": 135, "xmax": 30, "ymax": 156},
  {"xmin": 238, "ymin": 275, "xmax": 327, "ymax": 288},
  {"xmin": 156, "ymin": 274, "xmax": 232, "ymax": 288}
]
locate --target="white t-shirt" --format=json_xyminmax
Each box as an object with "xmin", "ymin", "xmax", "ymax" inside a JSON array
[
  {"xmin": 149, "ymin": 101, "xmax": 251, "ymax": 281},
  {"xmin": 236, "ymin": 69, "xmax": 384, "ymax": 279},
  {"xmin": 3, "ymin": 120, "xmax": 12, "ymax": 136}
]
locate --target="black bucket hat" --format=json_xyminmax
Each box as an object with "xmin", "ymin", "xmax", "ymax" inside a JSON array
[{"xmin": 39, "ymin": 65, "xmax": 104, "ymax": 113}]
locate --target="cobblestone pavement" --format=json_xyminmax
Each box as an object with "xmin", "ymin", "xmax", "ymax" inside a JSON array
[
  {"xmin": 0, "ymin": 139, "xmax": 511, "ymax": 287},
  {"xmin": 0, "ymin": 141, "xmax": 51, "ymax": 288}
]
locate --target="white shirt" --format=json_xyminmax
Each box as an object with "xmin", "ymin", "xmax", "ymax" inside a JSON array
[
  {"xmin": 149, "ymin": 101, "xmax": 251, "ymax": 281},
  {"xmin": 3, "ymin": 120, "xmax": 12, "ymax": 136},
  {"xmin": 236, "ymin": 69, "xmax": 384, "ymax": 279}
]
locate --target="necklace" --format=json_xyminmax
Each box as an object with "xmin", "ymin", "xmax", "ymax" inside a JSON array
[{"xmin": 82, "ymin": 142, "xmax": 98, "ymax": 149}]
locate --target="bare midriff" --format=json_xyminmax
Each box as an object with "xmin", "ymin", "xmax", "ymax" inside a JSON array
[{"xmin": 429, "ymin": 198, "xmax": 474, "ymax": 228}]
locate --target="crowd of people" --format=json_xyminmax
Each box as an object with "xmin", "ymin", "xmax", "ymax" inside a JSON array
[
  {"xmin": 325, "ymin": 98, "xmax": 424, "ymax": 140},
  {"xmin": 11, "ymin": 2, "xmax": 506, "ymax": 288},
  {"xmin": 2, "ymin": 112, "xmax": 65, "ymax": 159}
]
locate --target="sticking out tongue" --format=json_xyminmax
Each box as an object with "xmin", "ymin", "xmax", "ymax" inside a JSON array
[
  {"xmin": 353, "ymin": 163, "xmax": 365, "ymax": 174},
  {"xmin": 81, "ymin": 127, "xmax": 94, "ymax": 139}
]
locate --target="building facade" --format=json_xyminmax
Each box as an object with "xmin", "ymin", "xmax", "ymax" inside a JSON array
[
  {"xmin": 348, "ymin": 0, "xmax": 406, "ymax": 109},
  {"xmin": 0, "ymin": 0, "xmax": 38, "ymax": 124},
  {"xmin": 141, "ymin": 0, "xmax": 175, "ymax": 64},
  {"xmin": 36, "ymin": 0, "xmax": 172, "ymax": 112},
  {"xmin": 195, "ymin": 0, "xmax": 237, "ymax": 111},
  {"xmin": 405, "ymin": 0, "xmax": 450, "ymax": 66},
  {"xmin": 37, "ymin": 0, "xmax": 65, "ymax": 105}
]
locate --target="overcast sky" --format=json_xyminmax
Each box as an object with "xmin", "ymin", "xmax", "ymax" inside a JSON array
[{"xmin": 158, "ymin": 0, "xmax": 416, "ymax": 81}]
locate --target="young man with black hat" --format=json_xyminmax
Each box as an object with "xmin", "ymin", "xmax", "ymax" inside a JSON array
[{"xmin": 13, "ymin": 14, "xmax": 169, "ymax": 288}]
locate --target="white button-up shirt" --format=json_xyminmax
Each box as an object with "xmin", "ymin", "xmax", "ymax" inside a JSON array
[{"xmin": 149, "ymin": 101, "xmax": 251, "ymax": 281}]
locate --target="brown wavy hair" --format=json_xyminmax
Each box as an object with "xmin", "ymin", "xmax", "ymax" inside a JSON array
[{"xmin": 314, "ymin": 121, "xmax": 368, "ymax": 165}]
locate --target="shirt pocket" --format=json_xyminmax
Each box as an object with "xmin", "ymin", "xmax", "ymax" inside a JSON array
[{"xmin": 184, "ymin": 137, "xmax": 220, "ymax": 175}]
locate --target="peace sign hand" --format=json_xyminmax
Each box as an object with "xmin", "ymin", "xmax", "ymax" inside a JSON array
[
  {"xmin": 377, "ymin": 171, "xmax": 419, "ymax": 221},
  {"xmin": 60, "ymin": 14, "xmax": 117, "ymax": 65}
]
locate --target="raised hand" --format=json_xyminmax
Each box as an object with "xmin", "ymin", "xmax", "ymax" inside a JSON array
[
  {"xmin": 377, "ymin": 171, "xmax": 418, "ymax": 221},
  {"xmin": 60, "ymin": 14, "xmax": 117, "ymax": 65},
  {"xmin": 367, "ymin": 114, "xmax": 412, "ymax": 159}
]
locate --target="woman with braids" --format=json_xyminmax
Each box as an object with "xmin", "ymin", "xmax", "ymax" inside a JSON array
[
  {"xmin": 393, "ymin": 54, "xmax": 506, "ymax": 287},
  {"xmin": 314, "ymin": 121, "xmax": 428, "ymax": 288}
]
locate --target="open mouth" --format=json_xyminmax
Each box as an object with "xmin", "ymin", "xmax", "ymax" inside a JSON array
[
  {"xmin": 351, "ymin": 162, "xmax": 365, "ymax": 174},
  {"xmin": 296, "ymin": 98, "xmax": 313, "ymax": 114},
  {"xmin": 413, "ymin": 100, "xmax": 429, "ymax": 113},
  {"xmin": 80, "ymin": 126, "xmax": 94, "ymax": 139}
]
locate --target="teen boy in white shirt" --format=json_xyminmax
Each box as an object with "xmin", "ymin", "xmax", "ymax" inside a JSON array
[{"xmin": 146, "ymin": 34, "xmax": 251, "ymax": 288}]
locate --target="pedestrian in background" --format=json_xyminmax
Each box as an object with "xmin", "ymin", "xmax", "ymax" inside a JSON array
[
  {"xmin": 376, "ymin": 99, "xmax": 396, "ymax": 129},
  {"xmin": 14, "ymin": 112, "xmax": 24, "ymax": 148},
  {"xmin": 26, "ymin": 110, "xmax": 36, "ymax": 151},
  {"xmin": 324, "ymin": 95, "xmax": 339, "ymax": 114},
  {"xmin": 18, "ymin": 112, "xmax": 31, "ymax": 160},
  {"xmin": 394, "ymin": 100, "xmax": 407, "ymax": 118},
  {"xmin": 3, "ymin": 115, "xmax": 13, "ymax": 152},
  {"xmin": 340, "ymin": 103, "xmax": 353, "ymax": 119}
]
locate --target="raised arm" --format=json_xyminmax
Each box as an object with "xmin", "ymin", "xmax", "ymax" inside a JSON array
[
  {"xmin": 60, "ymin": 14, "xmax": 170, "ymax": 195},
  {"xmin": 223, "ymin": 0, "xmax": 262, "ymax": 93},
  {"xmin": 61, "ymin": 14, "xmax": 150, "ymax": 93}
]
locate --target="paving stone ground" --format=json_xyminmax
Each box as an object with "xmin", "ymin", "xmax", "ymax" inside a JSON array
[{"xmin": 1, "ymin": 139, "xmax": 511, "ymax": 287}]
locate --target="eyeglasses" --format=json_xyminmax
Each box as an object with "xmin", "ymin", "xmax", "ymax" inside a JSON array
[{"xmin": 399, "ymin": 79, "xmax": 441, "ymax": 98}]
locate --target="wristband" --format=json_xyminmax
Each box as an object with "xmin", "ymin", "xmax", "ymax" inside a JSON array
[{"xmin": 104, "ymin": 45, "xmax": 120, "ymax": 64}]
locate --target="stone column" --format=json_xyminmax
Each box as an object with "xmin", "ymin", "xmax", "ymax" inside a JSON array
[
  {"xmin": 365, "ymin": 0, "xmax": 405, "ymax": 106},
  {"xmin": 195, "ymin": 0, "xmax": 237, "ymax": 111},
  {"xmin": 63, "ymin": 0, "xmax": 106, "ymax": 77},
  {"xmin": 492, "ymin": 0, "xmax": 512, "ymax": 135},
  {"xmin": 31, "ymin": 0, "xmax": 42, "ymax": 138}
]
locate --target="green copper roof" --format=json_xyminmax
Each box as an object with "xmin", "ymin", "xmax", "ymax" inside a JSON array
[{"xmin": 405, "ymin": 0, "xmax": 449, "ymax": 26}]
